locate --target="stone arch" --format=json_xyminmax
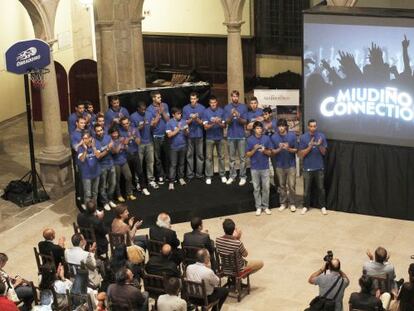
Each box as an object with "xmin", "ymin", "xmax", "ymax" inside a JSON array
[{"xmin": 18, "ymin": 0, "xmax": 59, "ymax": 40}]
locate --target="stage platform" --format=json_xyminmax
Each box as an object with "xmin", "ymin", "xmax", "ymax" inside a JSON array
[{"xmin": 104, "ymin": 174, "xmax": 279, "ymax": 228}]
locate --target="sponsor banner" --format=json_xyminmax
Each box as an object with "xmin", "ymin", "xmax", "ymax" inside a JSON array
[{"xmin": 253, "ymin": 89, "xmax": 300, "ymax": 108}]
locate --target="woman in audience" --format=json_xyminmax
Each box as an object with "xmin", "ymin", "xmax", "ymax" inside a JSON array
[
  {"xmin": 349, "ymin": 274, "xmax": 386, "ymax": 310},
  {"xmin": 392, "ymin": 263, "xmax": 414, "ymax": 311},
  {"xmin": 39, "ymin": 262, "xmax": 72, "ymax": 308}
]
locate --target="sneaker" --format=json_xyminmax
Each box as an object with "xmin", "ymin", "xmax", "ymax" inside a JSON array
[
  {"xmin": 289, "ymin": 205, "xmax": 296, "ymax": 212},
  {"xmin": 321, "ymin": 207, "xmax": 328, "ymax": 215},
  {"xmin": 301, "ymin": 207, "xmax": 308, "ymax": 215},
  {"xmin": 206, "ymin": 178, "xmax": 212, "ymax": 185},
  {"xmin": 127, "ymin": 194, "xmax": 137, "ymax": 200},
  {"xmin": 104, "ymin": 203, "xmax": 111, "ymax": 211},
  {"xmin": 221, "ymin": 176, "xmax": 227, "ymax": 183},
  {"xmin": 158, "ymin": 177, "xmax": 165, "ymax": 185},
  {"xmin": 142, "ymin": 188, "xmax": 150, "ymax": 196},
  {"xmin": 149, "ymin": 181, "xmax": 159, "ymax": 189},
  {"xmin": 117, "ymin": 196, "xmax": 125, "ymax": 203},
  {"xmin": 168, "ymin": 183, "xmax": 174, "ymax": 191},
  {"xmin": 136, "ymin": 184, "xmax": 141, "ymax": 191},
  {"xmin": 239, "ymin": 178, "xmax": 247, "ymax": 186},
  {"xmin": 179, "ymin": 178, "xmax": 186, "ymax": 186},
  {"xmin": 278, "ymin": 204, "xmax": 287, "ymax": 212},
  {"xmin": 226, "ymin": 178, "xmax": 234, "ymax": 185},
  {"xmin": 81, "ymin": 204, "xmax": 86, "ymax": 211},
  {"xmin": 264, "ymin": 208, "xmax": 272, "ymax": 215},
  {"xmin": 109, "ymin": 201, "xmax": 117, "ymax": 208},
  {"xmin": 255, "ymin": 209, "xmax": 262, "ymax": 216}
]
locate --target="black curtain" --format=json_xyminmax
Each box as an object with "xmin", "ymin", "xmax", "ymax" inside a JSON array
[{"xmin": 325, "ymin": 140, "xmax": 414, "ymax": 220}]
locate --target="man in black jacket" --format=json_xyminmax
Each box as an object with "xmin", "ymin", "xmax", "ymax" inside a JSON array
[
  {"xmin": 145, "ymin": 244, "xmax": 181, "ymax": 278},
  {"xmin": 77, "ymin": 200, "xmax": 109, "ymax": 256},
  {"xmin": 38, "ymin": 228, "xmax": 66, "ymax": 267}
]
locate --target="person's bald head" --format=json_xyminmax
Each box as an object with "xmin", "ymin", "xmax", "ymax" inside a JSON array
[
  {"xmin": 196, "ymin": 249, "xmax": 210, "ymax": 265},
  {"xmin": 161, "ymin": 244, "xmax": 172, "ymax": 257},
  {"xmin": 330, "ymin": 258, "xmax": 341, "ymax": 272},
  {"xmin": 43, "ymin": 228, "xmax": 55, "ymax": 241}
]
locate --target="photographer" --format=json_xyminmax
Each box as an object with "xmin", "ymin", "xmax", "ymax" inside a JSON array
[{"xmin": 308, "ymin": 256, "xmax": 349, "ymax": 311}]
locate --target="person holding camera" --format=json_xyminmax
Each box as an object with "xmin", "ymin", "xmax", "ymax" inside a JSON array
[{"xmin": 308, "ymin": 256, "xmax": 349, "ymax": 311}]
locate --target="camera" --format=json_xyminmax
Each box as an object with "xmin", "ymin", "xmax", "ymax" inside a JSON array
[{"xmin": 323, "ymin": 250, "xmax": 333, "ymax": 262}]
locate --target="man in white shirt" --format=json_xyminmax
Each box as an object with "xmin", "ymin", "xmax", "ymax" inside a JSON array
[
  {"xmin": 64, "ymin": 233, "xmax": 102, "ymax": 288},
  {"xmin": 186, "ymin": 249, "xmax": 229, "ymax": 310},
  {"xmin": 156, "ymin": 277, "xmax": 186, "ymax": 311}
]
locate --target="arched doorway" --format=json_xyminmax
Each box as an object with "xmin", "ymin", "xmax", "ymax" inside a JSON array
[{"xmin": 69, "ymin": 59, "xmax": 100, "ymax": 113}]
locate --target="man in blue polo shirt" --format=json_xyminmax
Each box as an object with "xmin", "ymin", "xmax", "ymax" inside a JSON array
[
  {"xmin": 77, "ymin": 132, "xmax": 101, "ymax": 205},
  {"xmin": 245, "ymin": 97, "xmax": 264, "ymax": 133},
  {"xmin": 183, "ymin": 92, "xmax": 205, "ymax": 180},
  {"xmin": 202, "ymin": 96, "xmax": 227, "ymax": 185},
  {"xmin": 147, "ymin": 91, "xmax": 170, "ymax": 184},
  {"xmin": 94, "ymin": 124, "xmax": 117, "ymax": 211},
  {"xmin": 130, "ymin": 101, "xmax": 158, "ymax": 190},
  {"xmin": 166, "ymin": 107, "xmax": 188, "ymax": 190},
  {"xmin": 271, "ymin": 118, "xmax": 298, "ymax": 213},
  {"xmin": 104, "ymin": 96, "xmax": 130, "ymax": 129},
  {"xmin": 298, "ymin": 119, "xmax": 328, "ymax": 215},
  {"xmin": 262, "ymin": 107, "xmax": 278, "ymax": 136},
  {"xmin": 246, "ymin": 121, "xmax": 273, "ymax": 216},
  {"xmin": 109, "ymin": 127, "xmax": 135, "ymax": 202},
  {"xmin": 68, "ymin": 101, "xmax": 86, "ymax": 134},
  {"xmin": 224, "ymin": 90, "xmax": 248, "ymax": 186},
  {"xmin": 119, "ymin": 117, "xmax": 150, "ymax": 196}
]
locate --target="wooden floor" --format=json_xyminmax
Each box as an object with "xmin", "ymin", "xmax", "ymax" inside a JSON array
[{"xmin": 1, "ymin": 191, "xmax": 413, "ymax": 311}]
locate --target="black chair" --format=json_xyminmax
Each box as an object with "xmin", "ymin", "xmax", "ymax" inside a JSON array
[
  {"xmin": 66, "ymin": 261, "xmax": 87, "ymax": 279},
  {"xmin": 182, "ymin": 278, "xmax": 219, "ymax": 311},
  {"xmin": 66, "ymin": 289, "xmax": 94, "ymax": 310},
  {"xmin": 217, "ymin": 251, "xmax": 251, "ymax": 302},
  {"xmin": 349, "ymin": 303, "xmax": 378, "ymax": 311},
  {"xmin": 146, "ymin": 235, "xmax": 165, "ymax": 257},
  {"xmin": 34, "ymin": 247, "xmax": 56, "ymax": 275},
  {"xmin": 109, "ymin": 232, "xmax": 131, "ymax": 255},
  {"xmin": 73, "ymin": 223, "xmax": 97, "ymax": 250},
  {"xmin": 107, "ymin": 298, "xmax": 136, "ymax": 311},
  {"xmin": 142, "ymin": 271, "xmax": 166, "ymax": 301},
  {"xmin": 181, "ymin": 243, "xmax": 202, "ymax": 273}
]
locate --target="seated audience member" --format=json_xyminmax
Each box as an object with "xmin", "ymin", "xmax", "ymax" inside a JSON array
[
  {"xmin": 349, "ymin": 275, "xmax": 387, "ymax": 311},
  {"xmin": 308, "ymin": 258, "xmax": 350, "ymax": 311},
  {"xmin": 111, "ymin": 204, "xmax": 146, "ymax": 249},
  {"xmin": 0, "ymin": 280, "xmax": 19, "ymax": 311},
  {"xmin": 393, "ymin": 263, "xmax": 414, "ymax": 311},
  {"xmin": 0, "ymin": 253, "xmax": 34, "ymax": 310},
  {"xmin": 109, "ymin": 245, "xmax": 142, "ymax": 282},
  {"xmin": 186, "ymin": 249, "xmax": 229, "ymax": 311},
  {"xmin": 38, "ymin": 228, "xmax": 66, "ymax": 266},
  {"xmin": 39, "ymin": 263, "xmax": 72, "ymax": 308},
  {"xmin": 183, "ymin": 217, "xmax": 216, "ymax": 269},
  {"xmin": 215, "ymin": 219, "xmax": 264, "ymax": 275},
  {"xmin": 77, "ymin": 200, "xmax": 109, "ymax": 257},
  {"xmin": 157, "ymin": 277, "xmax": 187, "ymax": 311},
  {"xmin": 150, "ymin": 212, "xmax": 182, "ymax": 264},
  {"xmin": 96, "ymin": 292, "xmax": 107, "ymax": 311},
  {"xmin": 107, "ymin": 267, "xmax": 148, "ymax": 311},
  {"xmin": 145, "ymin": 244, "xmax": 181, "ymax": 278},
  {"xmin": 32, "ymin": 289, "xmax": 53, "ymax": 311},
  {"xmin": 65, "ymin": 233, "xmax": 103, "ymax": 289},
  {"xmin": 70, "ymin": 268, "xmax": 98, "ymax": 309},
  {"xmin": 363, "ymin": 247, "xmax": 398, "ymax": 295}
]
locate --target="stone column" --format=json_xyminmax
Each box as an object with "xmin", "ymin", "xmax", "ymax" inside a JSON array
[
  {"xmin": 327, "ymin": 0, "xmax": 358, "ymax": 6},
  {"xmin": 37, "ymin": 42, "xmax": 73, "ymax": 198},
  {"xmin": 95, "ymin": 0, "xmax": 146, "ymax": 111},
  {"xmin": 221, "ymin": 0, "xmax": 246, "ymax": 102}
]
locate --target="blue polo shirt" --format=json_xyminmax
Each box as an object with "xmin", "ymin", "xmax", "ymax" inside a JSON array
[
  {"xmin": 224, "ymin": 103, "xmax": 248, "ymax": 139},
  {"xmin": 111, "ymin": 139, "xmax": 128, "ymax": 166},
  {"xmin": 104, "ymin": 107, "xmax": 130, "ymax": 128},
  {"xmin": 70, "ymin": 130, "xmax": 85, "ymax": 151},
  {"xmin": 262, "ymin": 119, "xmax": 278, "ymax": 136},
  {"xmin": 166, "ymin": 119, "xmax": 187, "ymax": 150},
  {"xmin": 130, "ymin": 111, "xmax": 152, "ymax": 144},
  {"xmin": 94, "ymin": 134, "xmax": 113, "ymax": 169},
  {"xmin": 77, "ymin": 146, "xmax": 101, "ymax": 179},
  {"xmin": 246, "ymin": 134, "xmax": 272, "ymax": 170},
  {"xmin": 147, "ymin": 103, "xmax": 170, "ymax": 137},
  {"xmin": 119, "ymin": 126, "xmax": 140, "ymax": 154},
  {"xmin": 246, "ymin": 108, "xmax": 263, "ymax": 123},
  {"xmin": 202, "ymin": 107, "xmax": 225, "ymax": 141},
  {"xmin": 299, "ymin": 132, "xmax": 328, "ymax": 171},
  {"xmin": 68, "ymin": 113, "xmax": 79, "ymax": 134},
  {"xmin": 270, "ymin": 131, "xmax": 297, "ymax": 169},
  {"xmin": 183, "ymin": 103, "xmax": 205, "ymax": 138}
]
